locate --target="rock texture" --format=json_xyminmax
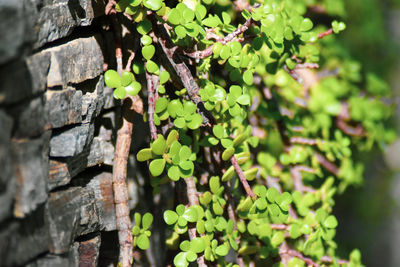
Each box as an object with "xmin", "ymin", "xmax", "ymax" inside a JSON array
[{"xmin": 0, "ymin": 1, "xmax": 133, "ymax": 266}]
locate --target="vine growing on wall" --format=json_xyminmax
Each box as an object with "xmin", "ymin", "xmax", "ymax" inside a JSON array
[{"xmin": 104, "ymin": 0, "xmax": 396, "ymax": 266}]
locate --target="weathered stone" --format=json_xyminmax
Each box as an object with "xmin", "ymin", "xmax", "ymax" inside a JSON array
[
  {"xmin": 78, "ymin": 234, "xmax": 101, "ymax": 267},
  {"xmin": 12, "ymin": 131, "xmax": 51, "ymax": 218},
  {"xmin": 50, "ymin": 122, "xmax": 95, "ymax": 157},
  {"xmin": 35, "ymin": 0, "xmax": 95, "ymax": 48},
  {"xmin": 86, "ymin": 172, "xmax": 116, "ymax": 231},
  {"xmin": 46, "ymin": 87, "xmax": 83, "ymax": 128},
  {"xmin": 46, "ymin": 37, "xmax": 104, "ymax": 88},
  {"xmin": 25, "ymin": 242, "xmax": 80, "ymax": 267},
  {"xmin": 49, "ymin": 136, "xmax": 107, "ymax": 189},
  {"xmin": 7, "ymin": 95, "xmax": 48, "ymax": 138},
  {"xmin": 0, "ymin": 0, "xmax": 34, "ymax": 65},
  {"xmin": 0, "ymin": 110, "xmax": 15, "ymax": 222},
  {"xmin": 0, "ymin": 205, "xmax": 50, "ymax": 266},
  {"xmin": 47, "ymin": 186, "xmax": 101, "ymax": 254},
  {"xmin": 103, "ymin": 86, "xmax": 117, "ymax": 109},
  {"xmin": 81, "ymin": 75, "xmax": 105, "ymax": 123}
]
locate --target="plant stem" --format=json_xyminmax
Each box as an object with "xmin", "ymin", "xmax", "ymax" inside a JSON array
[
  {"xmin": 146, "ymin": 69, "xmax": 158, "ymax": 140},
  {"xmin": 230, "ymin": 156, "xmax": 256, "ymax": 199},
  {"xmin": 184, "ymin": 177, "xmax": 206, "ymax": 267}
]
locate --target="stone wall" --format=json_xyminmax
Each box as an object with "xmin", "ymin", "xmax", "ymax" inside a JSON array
[{"xmin": 0, "ymin": 0, "xmax": 136, "ymax": 266}]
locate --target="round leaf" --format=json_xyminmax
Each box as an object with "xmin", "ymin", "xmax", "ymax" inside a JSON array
[
  {"xmin": 191, "ymin": 237, "xmax": 205, "ymax": 253},
  {"xmin": 323, "ymin": 215, "xmax": 338, "ymax": 228},
  {"xmin": 137, "ymin": 234, "xmax": 150, "ymax": 250},
  {"xmin": 142, "ymin": 213, "xmax": 153, "ymax": 230},
  {"xmin": 137, "ymin": 148, "xmax": 153, "ymax": 161},
  {"xmin": 243, "ymin": 70, "xmax": 254, "ymax": 85},
  {"xmin": 149, "ymin": 158, "xmax": 166, "ymax": 176},
  {"xmin": 182, "ymin": 206, "xmax": 198, "ymax": 222},
  {"xmin": 125, "ymin": 81, "xmax": 142, "ymax": 96},
  {"xmin": 151, "ymin": 135, "xmax": 166, "ymax": 155},
  {"xmin": 164, "ymin": 210, "xmax": 179, "ymax": 225},
  {"xmin": 121, "ymin": 71, "xmax": 134, "ymax": 86},
  {"xmin": 104, "ymin": 70, "xmax": 121, "ymax": 88},
  {"xmin": 155, "ymin": 97, "xmax": 168, "ymax": 113},
  {"xmin": 222, "ymin": 147, "xmax": 235, "ymax": 161},
  {"xmin": 113, "ymin": 87, "xmax": 126, "ymax": 99},
  {"xmin": 215, "ymin": 244, "xmax": 229, "ymax": 256},
  {"xmin": 143, "ymin": 0, "xmax": 162, "ymax": 11},
  {"xmin": 142, "ymin": 45, "xmax": 155, "ymax": 60},
  {"xmin": 168, "ymin": 165, "xmax": 181, "ymax": 181},
  {"xmin": 137, "ymin": 20, "xmax": 152, "ymax": 35}
]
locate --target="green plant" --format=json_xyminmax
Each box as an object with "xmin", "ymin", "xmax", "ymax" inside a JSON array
[{"xmin": 105, "ymin": 0, "xmax": 395, "ymax": 266}]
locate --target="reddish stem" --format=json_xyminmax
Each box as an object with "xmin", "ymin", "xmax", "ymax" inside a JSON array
[
  {"xmin": 318, "ymin": 28, "xmax": 334, "ymax": 39},
  {"xmin": 146, "ymin": 70, "xmax": 158, "ymax": 141},
  {"xmin": 231, "ymin": 156, "xmax": 256, "ymax": 199}
]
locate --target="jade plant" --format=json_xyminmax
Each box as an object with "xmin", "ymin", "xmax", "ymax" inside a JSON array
[{"xmin": 103, "ymin": 0, "xmax": 395, "ymax": 266}]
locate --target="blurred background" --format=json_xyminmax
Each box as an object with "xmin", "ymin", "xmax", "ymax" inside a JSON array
[{"xmin": 332, "ymin": 0, "xmax": 400, "ymax": 266}]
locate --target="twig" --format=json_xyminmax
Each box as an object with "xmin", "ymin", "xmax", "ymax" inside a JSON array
[
  {"xmin": 320, "ymin": 255, "xmax": 350, "ymax": 265},
  {"xmin": 146, "ymin": 69, "xmax": 158, "ymax": 140},
  {"xmin": 150, "ymin": 14, "xmax": 213, "ymax": 126},
  {"xmin": 107, "ymin": 5, "xmax": 134, "ymax": 266},
  {"xmin": 284, "ymin": 248, "xmax": 321, "ymax": 267},
  {"xmin": 336, "ymin": 118, "xmax": 364, "ymax": 137},
  {"xmin": 318, "ymin": 28, "xmax": 334, "ymax": 39},
  {"xmin": 270, "ymin": 224, "xmax": 290, "ymax": 230},
  {"xmin": 184, "ymin": 177, "xmax": 207, "ymax": 267},
  {"xmin": 186, "ymin": 18, "xmax": 253, "ymax": 59},
  {"xmin": 231, "ymin": 156, "xmax": 256, "ymax": 199},
  {"xmin": 314, "ymin": 152, "xmax": 339, "ymax": 176},
  {"xmin": 290, "ymin": 137, "xmax": 324, "ymax": 146}
]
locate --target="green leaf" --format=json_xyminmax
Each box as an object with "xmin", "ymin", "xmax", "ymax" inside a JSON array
[
  {"xmin": 132, "ymin": 61, "xmax": 145, "ymax": 74},
  {"xmin": 168, "ymin": 99, "xmax": 183, "ymax": 118},
  {"xmin": 212, "ymin": 43, "xmax": 223, "ymax": 57},
  {"xmin": 323, "ymin": 215, "xmax": 338, "ymax": 228},
  {"xmin": 195, "ymin": 5, "xmax": 207, "ymax": 20},
  {"xmin": 187, "ymin": 113, "xmax": 202, "ymax": 129},
  {"xmin": 164, "ymin": 210, "xmax": 179, "ymax": 225},
  {"xmin": 215, "ymin": 244, "xmax": 229, "ymax": 256},
  {"xmin": 104, "ymin": 70, "xmax": 121, "ymax": 88},
  {"xmin": 174, "ymin": 252, "xmax": 188, "ymax": 267},
  {"xmin": 143, "ymin": 0, "xmax": 162, "ymax": 11},
  {"xmin": 137, "ymin": 20, "xmax": 152, "ymax": 35},
  {"xmin": 179, "ymin": 146, "xmax": 192, "ymax": 161},
  {"xmin": 132, "ymin": 225, "xmax": 140, "ymax": 235},
  {"xmin": 121, "ymin": 71, "xmax": 134, "ymax": 86},
  {"xmin": 137, "ymin": 234, "xmax": 150, "ymax": 250},
  {"xmin": 159, "ymin": 71, "xmax": 170, "ymax": 84},
  {"xmin": 222, "ymin": 166, "xmax": 235, "ymax": 182},
  {"xmin": 244, "ymin": 168, "xmax": 258, "ymax": 181},
  {"xmin": 182, "ymin": 206, "xmax": 198, "ymax": 222},
  {"xmin": 149, "ymin": 158, "xmax": 166, "ymax": 176},
  {"xmin": 300, "ymin": 18, "xmax": 313, "ymax": 32},
  {"xmin": 168, "ymin": 165, "xmax": 180, "ymax": 181},
  {"xmin": 191, "ymin": 237, "xmax": 206, "ymax": 253},
  {"xmin": 179, "ymin": 160, "xmax": 194, "ymax": 171},
  {"xmin": 141, "ymin": 35, "xmax": 152, "ymax": 46},
  {"xmin": 155, "ymin": 97, "xmax": 168, "ymax": 113},
  {"xmin": 125, "ymin": 81, "xmax": 142, "ymax": 96},
  {"xmin": 243, "ymin": 70, "xmax": 253, "ymax": 85},
  {"xmin": 146, "ymin": 60, "xmax": 159, "ymax": 74},
  {"xmin": 220, "ymin": 45, "xmax": 231, "ymax": 60},
  {"xmin": 209, "ymin": 176, "xmax": 220, "ymax": 194},
  {"xmin": 175, "ymin": 25, "xmax": 187, "ymax": 39},
  {"xmin": 142, "ymin": 213, "xmax": 153, "ymax": 230},
  {"xmin": 174, "ymin": 117, "xmax": 186, "ymax": 128},
  {"xmin": 186, "ymin": 251, "xmax": 197, "ymax": 262},
  {"xmin": 142, "ymin": 45, "xmax": 155, "ymax": 60},
  {"xmin": 222, "ymin": 147, "xmax": 235, "ymax": 161},
  {"xmin": 168, "ymin": 8, "xmax": 181, "ymax": 25},
  {"xmin": 113, "ymin": 87, "xmax": 126, "ymax": 99},
  {"xmin": 151, "ymin": 135, "xmax": 166, "ymax": 155},
  {"xmin": 137, "ymin": 148, "xmax": 153, "ymax": 161},
  {"xmin": 332, "ymin": 20, "xmax": 346, "ymax": 34},
  {"xmin": 236, "ymin": 94, "xmax": 250, "ymax": 105},
  {"xmin": 266, "ymin": 187, "xmax": 280, "ymax": 203},
  {"xmin": 271, "ymin": 231, "xmax": 284, "ymax": 246}
]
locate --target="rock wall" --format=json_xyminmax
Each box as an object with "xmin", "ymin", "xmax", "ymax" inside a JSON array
[{"xmin": 0, "ymin": 0, "xmax": 136, "ymax": 266}]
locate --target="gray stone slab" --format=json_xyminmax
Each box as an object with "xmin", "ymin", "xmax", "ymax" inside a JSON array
[
  {"xmin": 0, "ymin": 110, "xmax": 15, "ymax": 222},
  {"xmin": 47, "ymin": 186, "xmax": 101, "ymax": 254},
  {"xmin": 86, "ymin": 172, "xmax": 116, "ymax": 231},
  {"xmin": 12, "ymin": 131, "xmax": 51, "ymax": 218},
  {"xmin": 81, "ymin": 75, "xmax": 105, "ymax": 124},
  {"xmin": 8, "ymin": 95, "xmax": 48, "ymax": 138},
  {"xmin": 50, "ymin": 122, "xmax": 95, "ymax": 157},
  {"xmin": 46, "ymin": 36, "xmax": 104, "ymax": 88},
  {"xmin": 0, "ymin": 205, "xmax": 50, "ymax": 266},
  {"xmin": 46, "ymin": 87, "xmax": 83, "ymax": 128},
  {"xmin": 49, "ymin": 136, "xmax": 107, "ymax": 190}
]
